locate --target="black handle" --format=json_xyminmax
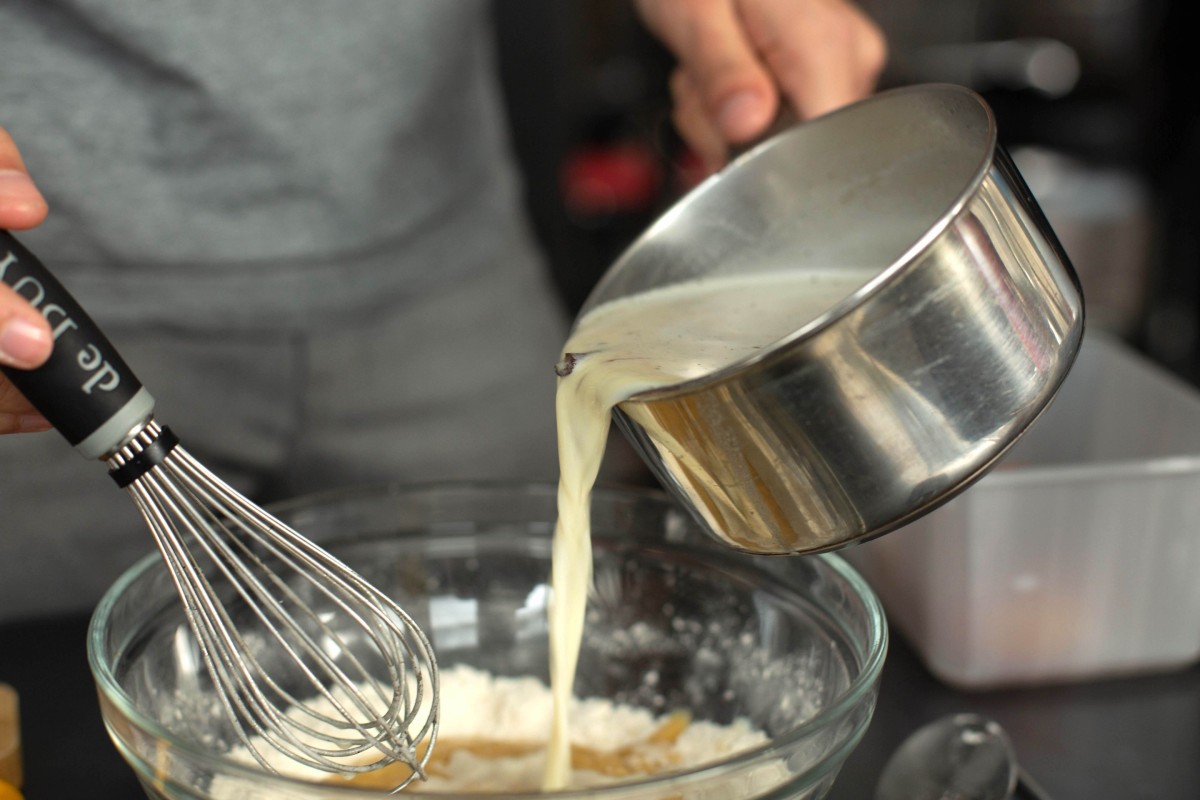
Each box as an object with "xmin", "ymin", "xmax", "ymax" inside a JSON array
[{"xmin": 0, "ymin": 230, "xmax": 154, "ymax": 459}]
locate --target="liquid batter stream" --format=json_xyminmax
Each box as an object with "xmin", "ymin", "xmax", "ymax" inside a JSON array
[{"xmin": 545, "ymin": 268, "xmax": 873, "ymax": 789}]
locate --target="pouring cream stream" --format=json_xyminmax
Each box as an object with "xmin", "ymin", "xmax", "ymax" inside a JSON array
[{"xmin": 545, "ymin": 268, "xmax": 870, "ymax": 789}]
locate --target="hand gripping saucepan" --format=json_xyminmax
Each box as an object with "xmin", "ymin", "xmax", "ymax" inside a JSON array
[{"xmin": 0, "ymin": 231, "xmax": 438, "ymax": 789}]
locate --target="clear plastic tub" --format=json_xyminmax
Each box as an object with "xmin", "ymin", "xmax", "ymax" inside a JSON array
[{"xmin": 848, "ymin": 332, "xmax": 1200, "ymax": 688}]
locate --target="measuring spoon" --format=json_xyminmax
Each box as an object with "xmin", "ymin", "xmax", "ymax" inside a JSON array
[{"xmin": 874, "ymin": 713, "xmax": 1053, "ymax": 800}]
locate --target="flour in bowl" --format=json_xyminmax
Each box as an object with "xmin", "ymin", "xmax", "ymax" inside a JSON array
[{"xmin": 213, "ymin": 664, "xmax": 777, "ymax": 795}]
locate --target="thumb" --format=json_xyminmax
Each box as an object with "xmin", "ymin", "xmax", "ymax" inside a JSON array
[
  {"xmin": 638, "ymin": 0, "xmax": 778, "ymax": 144},
  {"xmin": 0, "ymin": 127, "xmax": 49, "ymax": 231},
  {"xmin": 0, "ymin": 281, "xmax": 53, "ymax": 370}
]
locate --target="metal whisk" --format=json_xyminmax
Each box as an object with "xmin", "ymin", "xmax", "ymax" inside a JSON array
[{"xmin": 0, "ymin": 231, "xmax": 439, "ymax": 789}]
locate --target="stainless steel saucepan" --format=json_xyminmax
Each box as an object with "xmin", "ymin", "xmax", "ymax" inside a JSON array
[{"xmin": 580, "ymin": 83, "xmax": 1085, "ymax": 555}]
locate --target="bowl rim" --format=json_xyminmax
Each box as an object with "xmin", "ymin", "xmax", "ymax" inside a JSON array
[{"xmin": 87, "ymin": 480, "xmax": 888, "ymax": 798}]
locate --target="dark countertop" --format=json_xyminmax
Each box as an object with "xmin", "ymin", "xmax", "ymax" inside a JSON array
[
  {"xmin": 2, "ymin": 612, "xmax": 1197, "ymax": 798},
  {"xmin": 830, "ymin": 635, "xmax": 1200, "ymax": 799}
]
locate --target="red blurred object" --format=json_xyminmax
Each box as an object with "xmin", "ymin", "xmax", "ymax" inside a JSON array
[{"xmin": 561, "ymin": 143, "xmax": 663, "ymax": 216}]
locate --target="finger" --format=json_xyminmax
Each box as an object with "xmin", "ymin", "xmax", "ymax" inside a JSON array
[
  {"xmin": 0, "ymin": 411, "xmax": 52, "ymax": 435},
  {"xmin": 638, "ymin": 0, "xmax": 778, "ymax": 144},
  {"xmin": 0, "ymin": 282, "xmax": 54, "ymax": 370},
  {"xmin": 0, "ymin": 377, "xmax": 48, "ymax": 434},
  {"xmin": 739, "ymin": 0, "xmax": 887, "ymax": 121},
  {"xmin": 770, "ymin": 0, "xmax": 886, "ymax": 118},
  {"xmin": 0, "ymin": 127, "xmax": 50, "ymax": 230},
  {"xmin": 670, "ymin": 69, "xmax": 728, "ymax": 172}
]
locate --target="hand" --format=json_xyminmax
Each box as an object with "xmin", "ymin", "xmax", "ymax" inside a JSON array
[
  {"xmin": 0, "ymin": 125, "xmax": 53, "ymax": 434},
  {"xmin": 635, "ymin": 0, "xmax": 887, "ymax": 170}
]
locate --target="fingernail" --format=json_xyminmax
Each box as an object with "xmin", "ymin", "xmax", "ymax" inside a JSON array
[
  {"xmin": 0, "ymin": 317, "xmax": 52, "ymax": 367},
  {"xmin": 18, "ymin": 413, "xmax": 52, "ymax": 433},
  {"xmin": 717, "ymin": 92, "xmax": 771, "ymax": 141},
  {"xmin": 0, "ymin": 169, "xmax": 47, "ymax": 214},
  {"xmin": 0, "ymin": 412, "xmax": 51, "ymax": 434}
]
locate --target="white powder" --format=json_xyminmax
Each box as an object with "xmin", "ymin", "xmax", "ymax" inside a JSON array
[{"xmin": 210, "ymin": 664, "xmax": 780, "ymax": 796}]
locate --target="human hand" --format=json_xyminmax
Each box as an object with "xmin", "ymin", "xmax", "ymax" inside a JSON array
[
  {"xmin": 635, "ymin": 0, "xmax": 887, "ymax": 170},
  {"xmin": 0, "ymin": 126, "xmax": 53, "ymax": 433}
]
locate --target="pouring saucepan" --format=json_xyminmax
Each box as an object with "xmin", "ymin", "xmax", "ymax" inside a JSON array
[{"xmin": 581, "ymin": 83, "xmax": 1085, "ymax": 555}]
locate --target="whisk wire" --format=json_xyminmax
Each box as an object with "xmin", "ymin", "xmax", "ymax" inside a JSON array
[
  {"xmin": 111, "ymin": 423, "xmax": 437, "ymax": 790},
  {"xmin": 157, "ymin": 455, "xmax": 429, "ymax": 774},
  {"xmin": 163, "ymin": 456, "xmax": 427, "ymax": 751},
  {"xmin": 127, "ymin": 471, "xmax": 318, "ymax": 772},
  {"xmin": 126, "ymin": 477, "xmax": 287, "ymax": 771}
]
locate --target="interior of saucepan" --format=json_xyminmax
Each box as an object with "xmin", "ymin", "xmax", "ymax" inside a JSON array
[
  {"xmin": 579, "ymin": 83, "xmax": 996, "ymax": 328},
  {"xmin": 88, "ymin": 483, "xmax": 887, "ymax": 799}
]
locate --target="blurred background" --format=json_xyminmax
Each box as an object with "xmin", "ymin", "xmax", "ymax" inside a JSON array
[{"xmin": 492, "ymin": 0, "xmax": 1198, "ymax": 382}]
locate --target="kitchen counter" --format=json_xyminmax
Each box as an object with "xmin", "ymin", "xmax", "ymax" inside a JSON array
[{"xmin": 1, "ymin": 612, "xmax": 1196, "ymax": 797}]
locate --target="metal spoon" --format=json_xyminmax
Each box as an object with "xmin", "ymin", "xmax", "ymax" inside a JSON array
[{"xmin": 874, "ymin": 713, "xmax": 1053, "ymax": 800}]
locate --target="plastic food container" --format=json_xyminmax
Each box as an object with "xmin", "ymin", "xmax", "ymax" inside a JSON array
[{"xmin": 847, "ymin": 333, "xmax": 1200, "ymax": 688}]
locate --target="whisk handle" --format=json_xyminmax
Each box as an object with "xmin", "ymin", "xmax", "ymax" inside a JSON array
[{"xmin": 0, "ymin": 230, "xmax": 154, "ymax": 459}]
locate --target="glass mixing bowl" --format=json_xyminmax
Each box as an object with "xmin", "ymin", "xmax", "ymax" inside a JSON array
[{"xmin": 88, "ymin": 482, "xmax": 887, "ymax": 799}]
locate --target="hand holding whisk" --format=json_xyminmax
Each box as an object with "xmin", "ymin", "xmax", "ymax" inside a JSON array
[{"xmin": 0, "ymin": 230, "xmax": 438, "ymax": 790}]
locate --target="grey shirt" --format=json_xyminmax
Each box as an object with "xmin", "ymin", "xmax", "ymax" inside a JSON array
[
  {"xmin": 0, "ymin": 0, "xmax": 538, "ymax": 329},
  {"xmin": 0, "ymin": 1, "xmax": 572, "ymax": 621}
]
